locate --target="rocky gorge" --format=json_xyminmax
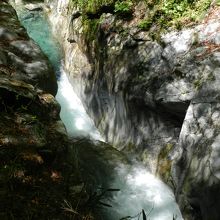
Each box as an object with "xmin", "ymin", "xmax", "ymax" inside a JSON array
[
  {"xmin": 2, "ymin": 0, "xmax": 220, "ymax": 219},
  {"xmin": 44, "ymin": 0, "xmax": 220, "ymax": 219},
  {"xmin": 0, "ymin": 1, "xmax": 182, "ymax": 219}
]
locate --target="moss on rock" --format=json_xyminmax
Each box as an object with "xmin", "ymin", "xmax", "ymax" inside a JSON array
[{"xmin": 156, "ymin": 143, "xmax": 174, "ymax": 183}]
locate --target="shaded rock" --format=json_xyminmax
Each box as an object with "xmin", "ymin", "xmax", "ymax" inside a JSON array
[
  {"xmin": 74, "ymin": 138, "xmax": 129, "ymax": 190},
  {"xmin": 0, "ymin": 2, "xmax": 81, "ymax": 219},
  {"xmin": 0, "ymin": 1, "xmax": 57, "ymax": 95}
]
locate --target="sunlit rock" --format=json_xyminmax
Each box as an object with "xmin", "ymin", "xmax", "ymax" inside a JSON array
[{"xmin": 24, "ymin": 3, "xmax": 43, "ymax": 11}]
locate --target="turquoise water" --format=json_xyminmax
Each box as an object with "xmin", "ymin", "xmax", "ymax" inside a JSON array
[
  {"xmin": 18, "ymin": 9, "xmax": 61, "ymax": 75},
  {"xmin": 16, "ymin": 7, "xmax": 103, "ymax": 139}
]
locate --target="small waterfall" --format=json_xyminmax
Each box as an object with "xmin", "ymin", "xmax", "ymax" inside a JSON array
[
  {"xmin": 14, "ymin": 4, "xmax": 183, "ymax": 220},
  {"xmin": 56, "ymin": 67, "xmax": 104, "ymax": 140},
  {"xmin": 102, "ymin": 165, "xmax": 183, "ymax": 220}
]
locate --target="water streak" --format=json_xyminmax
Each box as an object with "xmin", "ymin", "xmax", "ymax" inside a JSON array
[
  {"xmin": 106, "ymin": 165, "xmax": 183, "ymax": 220},
  {"xmin": 56, "ymin": 68, "xmax": 104, "ymax": 140}
]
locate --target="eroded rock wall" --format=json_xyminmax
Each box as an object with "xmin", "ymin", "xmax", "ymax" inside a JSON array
[
  {"xmin": 46, "ymin": 0, "xmax": 220, "ymax": 219},
  {"xmin": 46, "ymin": 0, "xmax": 182, "ymax": 175}
]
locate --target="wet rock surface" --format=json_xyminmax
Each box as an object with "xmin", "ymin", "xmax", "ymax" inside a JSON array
[{"xmin": 46, "ymin": 0, "xmax": 220, "ymax": 219}]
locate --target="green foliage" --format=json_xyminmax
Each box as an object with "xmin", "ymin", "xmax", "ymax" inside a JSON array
[
  {"xmin": 72, "ymin": 0, "xmax": 134, "ymax": 16},
  {"xmin": 71, "ymin": 0, "xmax": 114, "ymax": 14},
  {"xmin": 70, "ymin": 0, "xmax": 113, "ymax": 41},
  {"xmin": 160, "ymin": 0, "xmax": 211, "ymax": 19},
  {"xmin": 83, "ymin": 18, "xmax": 100, "ymax": 42},
  {"xmin": 139, "ymin": 0, "xmax": 212, "ymax": 32},
  {"xmin": 114, "ymin": 0, "xmax": 133, "ymax": 15},
  {"xmin": 71, "ymin": 0, "xmax": 213, "ymax": 42},
  {"xmin": 85, "ymin": 188, "xmax": 120, "ymax": 208},
  {"xmin": 138, "ymin": 19, "xmax": 153, "ymax": 31},
  {"xmin": 161, "ymin": 0, "xmax": 190, "ymax": 18},
  {"xmin": 71, "ymin": 0, "xmax": 214, "ymax": 43}
]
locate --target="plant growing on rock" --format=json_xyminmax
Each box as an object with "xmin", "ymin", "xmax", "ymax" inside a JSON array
[
  {"xmin": 114, "ymin": 0, "xmax": 133, "ymax": 16},
  {"xmin": 138, "ymin": 18, "xmax": 153, "ymax": 31},
  {"xmin": 71, "ymin": 0, "xmax": 115, "ymax": 14},
  {"xmin": 138, "ymin": 0, "xmax": 212, "ymax": 32}
]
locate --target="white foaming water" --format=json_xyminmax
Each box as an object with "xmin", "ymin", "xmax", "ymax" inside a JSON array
[
  {"xmin": 56, "ymin": 68, "xmax": 104, "ymax": 141},
  {"xmin": 56, "ymin": 69, "xmax": 183, "ymax": 220},
  {"xmin": 105, "ymin": 165, "xmax": 183, "ymax": 220}
]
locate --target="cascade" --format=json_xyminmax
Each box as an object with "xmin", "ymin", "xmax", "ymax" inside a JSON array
[
  {"xmin": 56, "ymin": 68, "xmax": 104, "ymax": 140},
  {"xmin": 14, "ymin": 4, "xmax": 183, "ymax": 220}
]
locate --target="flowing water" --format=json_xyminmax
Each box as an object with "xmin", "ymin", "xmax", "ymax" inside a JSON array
[
  {"xmin": 16, "ymin": 6, "xmax": 103, "ymax": 140},
  {"xmin": 56, "ymin": 70, "xmax": 104, "ymax": 140},
  {"xmin": 14, "ymin": 4, "xmax": 183, "ymax": 220}
]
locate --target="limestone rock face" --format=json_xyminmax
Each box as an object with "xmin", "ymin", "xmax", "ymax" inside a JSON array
[
  {"xmin": 175, "ymin": 100, "xmax": 220, "ymax": 220},
  {"xmin": 46, "ymin": 0, "xmax": 220, "ymax": 219}
]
